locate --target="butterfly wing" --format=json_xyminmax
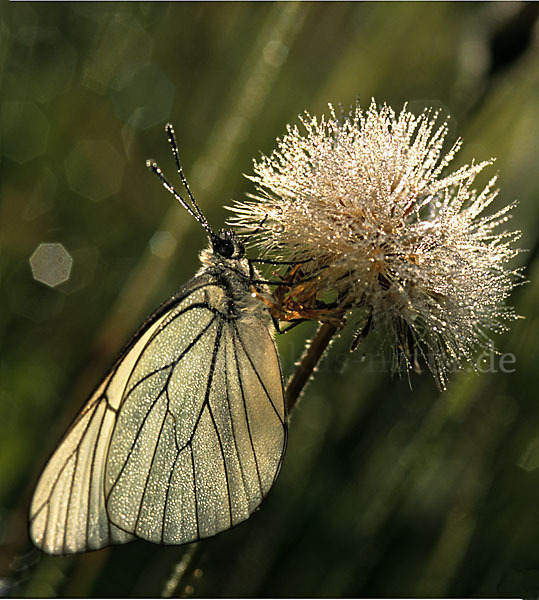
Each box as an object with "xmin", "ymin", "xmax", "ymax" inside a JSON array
[
  {"xmin": 28, "ymin": 284, "xmax": 193, "ymax": 554},
  {"xmin": 104, "ymin": 281, "xmax": 287, "ymax": 545},
  {"xmin": 29, "ymin": 274, "xmax": 286, "ymax": 554}
]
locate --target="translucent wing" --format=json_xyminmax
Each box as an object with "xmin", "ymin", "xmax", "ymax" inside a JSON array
[
  {"xmin": 28, "ymin": 303, "xmax": 174, "ymax": 554},
  {"xmin": 29, "ymin": 275, "xmax": 286, "ymax": 554}
]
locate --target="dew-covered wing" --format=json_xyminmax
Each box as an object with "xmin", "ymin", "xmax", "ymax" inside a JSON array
[
  {"xmin": 29, "ymin": 276, "xmax": 286, "ymax": 553},
  {"xmin": 104, "ymin": 292, "xmax": 287, "ymax": 545}
]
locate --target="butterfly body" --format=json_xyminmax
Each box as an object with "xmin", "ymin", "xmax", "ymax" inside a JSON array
[{"xmin": 30, "ymin": 223, "xmax": 287, "ymax": 554}]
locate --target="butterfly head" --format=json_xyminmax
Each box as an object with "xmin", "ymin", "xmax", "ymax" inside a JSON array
[{"xmin": 211, "ymin": 230, "xmax": 245, "ymax": 260}]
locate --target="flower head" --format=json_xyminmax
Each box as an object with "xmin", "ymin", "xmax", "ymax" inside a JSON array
[{"xmin": 230, "ymin": 100, "xmax": 522, "ymax": 387}]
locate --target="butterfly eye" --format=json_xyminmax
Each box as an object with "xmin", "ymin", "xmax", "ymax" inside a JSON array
[{"xmin": 213, "ymin": 236, "xmax": 235, "ymax": 259}]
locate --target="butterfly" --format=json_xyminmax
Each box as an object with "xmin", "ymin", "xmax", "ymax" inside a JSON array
[{"xmin": 29, "ymin": 124, "xmax": 287, "ymax": 554}]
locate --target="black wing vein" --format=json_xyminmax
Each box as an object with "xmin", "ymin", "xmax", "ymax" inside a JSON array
[
  {"xmin": 133, "ymin": 389, "xmax": 169, "ymax": 535},
  {"xmin": 123, "ymin": 311, "xmax": 217, "ymax": 403},
  {"xmin": 206, "ymin": 389, "xmax": 233, "ymax": 529},
  {"xmin": 189, "ymin": 321, "xmax": 225, "ymax": 537},
  {"xmin": 161, "ymin": 450, "xmax": 180, "ymax": 544},
  {"xmin": 189, "ymin": 444, "xmax": 200, "ymax": 541},
  {"xmin": 106, "ymin": 316, "xmax": 218, "ymax": 499},
  {"xmin": 175, "ymin": 319, "xmax": 223, "ymax": 453},
  {"xmin": 223, "ymin": 336, "xmax": 250, "ymax": 503},
  {"xmin": 62, "ymin": 441, "xmax": 81, "ymax": 553},
  {"xmin": 86, "ymin": 398, "xmax": 110, "ymax": 550},
  {"xmin": 33, "ymin": 396, "xmax": 102, "ymax": 520},
  {"xmin": 231, "ymin": 332, "xmax": 264, "ymax": 497},
  {"xmin": 233, "ymin": 323, "xmax": 284, "ymax": 425}
]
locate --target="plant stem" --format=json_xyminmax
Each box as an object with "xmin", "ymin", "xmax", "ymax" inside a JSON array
[
  {"xmin": 162, "ymin": 543, "xmax": 199, "ymax": 598},
  {"xmin": 285, "ymin": 322, "xmax": 339, "ymax": 413}
]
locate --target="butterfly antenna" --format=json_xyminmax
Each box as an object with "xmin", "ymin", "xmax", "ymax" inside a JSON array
[
  {"xmin": 146, "ymin": 159, "xmax": 214, "ymax": 238},
  {"xmin": 165, "ymin": 123, "xmax": 208, "ymax": 226}
]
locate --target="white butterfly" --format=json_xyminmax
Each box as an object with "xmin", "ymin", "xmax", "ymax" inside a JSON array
[{"xmin": 29, "ymin": 125, "xmax": 287, "ymax": 554}]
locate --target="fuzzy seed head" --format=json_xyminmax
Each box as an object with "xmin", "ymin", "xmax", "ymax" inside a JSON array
[{"xmin": 229, "ymin": 100, "xmax": 522, "ymax": 388}]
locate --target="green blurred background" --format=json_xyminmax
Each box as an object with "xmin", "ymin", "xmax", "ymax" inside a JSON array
[{"xmin": 2, "ymin": 2, "xmax": 539, "ymax": 597}]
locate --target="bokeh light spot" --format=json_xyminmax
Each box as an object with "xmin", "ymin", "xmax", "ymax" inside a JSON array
[
  {"xmin": 517, "ymin": 440, "xmax": 539, "ymax": 472},
  {"xmin": 149, "ymin": 230, "xmax": 177, "ymax": 258},
  {"xmin": 263, "ymin": 40, "xmax": 288, "ymax": 67},
  {"xmin": 1, "ymin": 102, "xmax": 50, "ymax": 163},
  {"xmin": 30, "ymin": 243, "xmax": 73, "ymax": 287},
  {"xmin": 10, "ymin": 26, "xmax": 77, "ymax": 102},
  {"xmin": 83, "ymin": 14, "xmax": 153, "ymax": 93},
  {"xmin": 64, "ymin": 140, "xmax": 125, "ymax": 202},
  {"xmin": 110, "ymin": 63, "xmax": 175, "ymax": 130}
]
